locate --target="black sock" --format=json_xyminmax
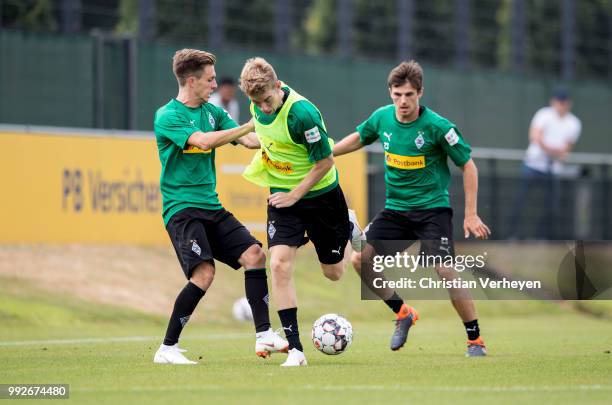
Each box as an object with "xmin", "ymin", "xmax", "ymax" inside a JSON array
[
  {"xmin": 278, "ymin": 307, "xmax": 303, "ymax": 351},
  {"xmin": 244, "ymin": 268, "xmax": 271, "ymax": 333},
  {"xmin": 384, "ymin": 292, "xmax": 405, "ymax": 314},
  {"xmin": 464, "ymin": 319, "xmax": 480, "ymax": 341},
  {"xmin": 163, "ymin": 282, "xmax": 205, "ymax": 346}
]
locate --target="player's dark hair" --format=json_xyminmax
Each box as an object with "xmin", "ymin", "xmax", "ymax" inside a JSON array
[
  {"xmin": 172, "ymin": 48, "xmax": 216, "ymax": 86},
  {"xmin": 218, "ymin": 77, "xmax": 236, "ymax": 87},
  {"xmin": 387, "ymin": 61, "xmax": 423, "ymax": 91}
]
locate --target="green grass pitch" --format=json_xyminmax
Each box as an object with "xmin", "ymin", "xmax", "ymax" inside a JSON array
[{"xmin": 1, "ymin": 249, "xmax": 611, "ymax": 404}]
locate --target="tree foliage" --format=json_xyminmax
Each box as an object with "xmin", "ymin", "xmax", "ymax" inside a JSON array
[{"xmin": 2, "ymin": 0, "xmax": 57, "ymax": 32}]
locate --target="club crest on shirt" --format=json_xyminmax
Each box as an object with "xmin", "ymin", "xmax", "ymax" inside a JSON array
[
  {"xmin": 415, "ymin": 133, "xmax": 425, "ymax": 149},
  {"xmin": 208, "ymin": 112, "xmax": 215, "ymax": 128}
]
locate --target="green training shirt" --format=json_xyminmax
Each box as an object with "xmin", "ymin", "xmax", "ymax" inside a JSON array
[
  {"xmin": 154, "ymin": 98, "xmax": 238, "ymax": 224},
  {"xmin": 251, "ymin": 86, "xmax": 337, "ymax": 198},
  {"xmin": 357, "ymin": 105, "xmax": 471, "ymax": 211}
]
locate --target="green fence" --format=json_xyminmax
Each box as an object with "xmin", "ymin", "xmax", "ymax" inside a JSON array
[
  {"xmin": 1, "ymin": 29, "xmax": 611, "ymax": 152},
  {"xmin": 0, "ymin": 31, "xmax": 94, "ymax": 127}
]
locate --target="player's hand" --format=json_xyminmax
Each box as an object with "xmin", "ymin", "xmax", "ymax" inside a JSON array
[
  {"xmin": 268, "ymin": 192, "xmax": 299, "ymax": 208},
  {"xmin": 463, "ymin": 215, "xmax": 491, "ymax": 239}
]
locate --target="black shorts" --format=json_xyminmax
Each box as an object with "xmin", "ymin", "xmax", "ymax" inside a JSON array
[
  {"xmin": 267, "ymin": 185, "xmax": 350, "ymax": 265},
  {"xmin": 166, "ymin": 207, "xmax": 261, "ymax": 278},
  {"xmin": 365, "ymin": 207, "xmax": 455, "ymax": 257}
]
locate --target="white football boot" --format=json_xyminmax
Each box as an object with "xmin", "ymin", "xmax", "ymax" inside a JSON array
[
  {"xmin": 348, "ymin": 209, "xmax": 366, "ymax": 252},
  {"xmin": 255, "ymin": 328, "xmax": 289, "ymax": 358},
  {"xmin": 280, "ymin": 348, "xmax": 307, "ymax": 367},
  {"xmin": 153, "ymin": 344, "xmax": 197, "ymax": 365}
]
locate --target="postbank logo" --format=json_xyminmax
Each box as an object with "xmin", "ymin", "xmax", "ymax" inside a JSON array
[
  {"xmin": 384, "ymin": 152, "xmax": 425, "ymax": 170},
  {"xmin": 183, "ymin": 145, "xmax": 212, "ymax": 154},
  {"xmin": 262, "ymin": 150, "xmax": 294, "ymax": 174}
]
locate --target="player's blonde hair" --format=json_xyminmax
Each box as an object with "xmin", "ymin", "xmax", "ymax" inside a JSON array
[
  {"xmin": 387, "ymin": 60, "xmax": 423, "ymax": 91},
  {"xmin": 172, "ymin": 48, "xmax": 216, "ymax": 86},
  {"xmin": 239, "ymin": 57, "xmax": 278, "ymax": 97}
]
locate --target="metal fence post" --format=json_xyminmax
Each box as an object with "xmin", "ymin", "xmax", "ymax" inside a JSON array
[
  {"xmin": 92, "ymin": 31, "xmax": 105, "ymax": 129},
  {"xmin": 275, "ymin": 0, "xmax": 290, "ymax": 53},
  {"xmin": 575, "ymin": 167, "xmax": 592, "ymax": 240},
  {"xmin": 397, "ymin": 0, "xmax": 415, "ymax": 61},
  {"xmin": 138, "ymin": 0, "xmax": 156, "ymax": 41},
  {"xmin": 510, "ymin": 0, "xmax": 526, "ymax": 73},
  {"xmin": 454, "ymin": 0, "xmax": 470, "ymax": 70},
  {"xmin": 338, "ymin": 0, "xmax": 353, "ymax": 58},
  {"xmin": 601, "ymin": 164, "xmax": 610, "ymax": 240},
  {"xmin": 61, "ymin": 0, "xmax": 82, "ymax": 34},
  {"xmin": 209, "ymin": 0, "xmax": 224, "ymax": 50},
  {"xmin": 488, "ymin": 158, "xmax": 498, "ymax": 238},
  {"xmin": 609, "ymin": 7, "xmax": 612, "ymax": 81},
  {"xmin": 125, "ymin": 36, "xmax": 138, "ymax": 130},
  {"xmin": 561, "ymin": 0, "xmax": 576, "ymax": 80}
]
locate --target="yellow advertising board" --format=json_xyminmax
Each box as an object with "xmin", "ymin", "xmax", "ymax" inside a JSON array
[{"xmin": 0, "ymin": 131, "xmax": 366, "ymax": 245}]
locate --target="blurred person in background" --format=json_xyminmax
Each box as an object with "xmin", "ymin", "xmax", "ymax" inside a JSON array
[
  {"xmin": 209, "ymin": 77, "xmax": 240, "ymax": 123},
  {"xmin": 507, "ymin": 88, "xmax": 582, "ymax": 239}
]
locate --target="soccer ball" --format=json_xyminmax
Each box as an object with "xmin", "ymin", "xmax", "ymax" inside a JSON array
[
  {"xmin": 231, "ymin": 297, "xmax": 253, "ymax": 322},
  {"xmin": 311, "ymin": 313, "xmax": 353, "ymax": 355}
]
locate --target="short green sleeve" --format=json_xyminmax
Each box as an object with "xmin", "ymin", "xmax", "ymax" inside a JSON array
[
  {"xmin": 154, "ymin": 110, "xmax": 197, "ymax": 149},
  {"xmin": 287, "ymin": 100, "xmax": 332, "ymax": 162},
  {"xmin": 213, "ymin": 105, "xmax": 239, "ymax": 131},
  {"xmin": 356, "ymin": 111, "xmax": 380, "ymax": 146},
  {"xmin": 435, "ymin": 122, "xmax": 472, "ymax": 167}
]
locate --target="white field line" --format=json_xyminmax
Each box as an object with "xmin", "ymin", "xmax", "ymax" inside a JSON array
[
  {"xmin": 0, "ymin": 333, "xmax": 250, "ymax": 347},
  {"xmin": 0, "ymin": 331, "xmax": 390, "ymax": 347},
  {"xmin": 71, "ymin": 384, "xmax": 612, "ymax": 394}
]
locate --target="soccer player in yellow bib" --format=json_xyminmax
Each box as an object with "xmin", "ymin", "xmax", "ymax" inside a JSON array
[
  {"xmin": 334, "ymin": 61, "xmax": 491, "ymax": 357},
  {"xmin": 239, "ymin": 57, "xmax": 364, "ymax": 367}
]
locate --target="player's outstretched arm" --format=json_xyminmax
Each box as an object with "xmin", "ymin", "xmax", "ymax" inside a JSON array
[
  {"xmin": 268, "ymin": 156, "xmax": 334, "ymax": 208},
  {"xmin": 187, "ymin": 120, "xmax": 255, "ymax": 151},
  {"xmin": 461, "ymin": 159, "xmax": 491, "ymax": 239},
  {"xmin": 333, "ymin": 132, "xmax": 364, "ymax": 157},
  {"xmin": 235, "ymin": 132, "xmax": 261, "ymax": 149}
]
